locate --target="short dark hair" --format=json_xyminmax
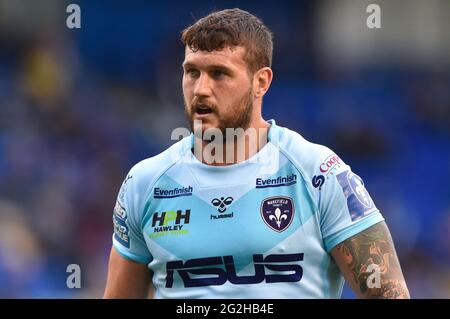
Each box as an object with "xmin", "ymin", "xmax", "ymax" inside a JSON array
[{"xmin": 181, "ymin": 8, "xmax": 273, "ymax": 74}]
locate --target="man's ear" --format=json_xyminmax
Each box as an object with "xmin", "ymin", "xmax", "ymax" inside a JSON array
[{"xmin": 253, "ymin": 67, "xmax": 273, "ymax": 99}]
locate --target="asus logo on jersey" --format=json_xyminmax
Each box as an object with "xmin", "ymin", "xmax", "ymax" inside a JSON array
[{"xmin": 165, "ymin": 253, "xmax": 304, "ymax": 288}]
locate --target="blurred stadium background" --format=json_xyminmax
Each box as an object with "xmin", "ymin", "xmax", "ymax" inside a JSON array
[{"xmin": 0, "ymin": 0, "xmax": 449, "ymax": 298}]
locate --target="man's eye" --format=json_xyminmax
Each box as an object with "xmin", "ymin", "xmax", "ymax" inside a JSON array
[
  {"xmin": 186, "ymin": 69, "xmax": 199, "ymax": 77},
  {"xmin": 211, "ymin": 70, "xmax": 226, "ymax": 78}
]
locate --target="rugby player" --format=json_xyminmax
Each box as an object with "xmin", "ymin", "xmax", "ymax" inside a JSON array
[{"xmin": 104, "ymin": 8, "xmax": 409, "ymax": 299}]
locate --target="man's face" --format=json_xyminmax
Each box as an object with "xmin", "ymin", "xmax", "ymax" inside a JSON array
[{"xmin": 182, "ymin": 46, "xmax": 254, "ymax": 137}]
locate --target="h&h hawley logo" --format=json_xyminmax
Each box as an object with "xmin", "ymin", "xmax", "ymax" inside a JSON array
[{"xmin": 149, "ymin": 209, "xmax": 191, "ymax": 238}]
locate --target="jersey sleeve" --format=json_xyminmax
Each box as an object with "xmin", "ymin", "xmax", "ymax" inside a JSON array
[
  {"xmin": 315, "ymin": 151, "xmax": 385, "ymax": 252},
  {"xmin": 112, "ymin": 165, "xmax": 153, "ymax": 264}
]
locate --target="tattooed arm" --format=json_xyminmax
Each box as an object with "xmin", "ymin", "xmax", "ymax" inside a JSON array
[{"xmin": 331, "ymin": 221, "xmax": 410, "ymax": 299}]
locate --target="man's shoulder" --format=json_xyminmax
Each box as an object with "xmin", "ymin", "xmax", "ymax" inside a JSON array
[
  {"xmin": 128, "ymin": 136, "xmax": 190, "ymax": 185},
  {"xmin": 274, "ymin": 124, "xmax": 344, "ymax": 178}
]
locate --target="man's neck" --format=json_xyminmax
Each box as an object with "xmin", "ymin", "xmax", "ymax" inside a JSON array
[{"xmin": 193, "ymin": 120, "xmax": 271, "ymax": 166}]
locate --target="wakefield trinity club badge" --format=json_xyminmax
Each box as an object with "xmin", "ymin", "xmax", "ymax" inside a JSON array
[{"xmin": 260, "ymin": 196, "xmax": 294, "ymax": 232}]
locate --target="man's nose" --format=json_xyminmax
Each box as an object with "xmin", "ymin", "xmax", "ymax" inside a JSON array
[{"xmin": 193, "ymin": 72, "xmax": 212, "ymax": 97}]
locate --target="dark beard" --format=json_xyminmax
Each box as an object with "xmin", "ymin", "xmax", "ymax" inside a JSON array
[{"xmin": 184, "ymin": 86, "xmax": 254, "ymax": 142}]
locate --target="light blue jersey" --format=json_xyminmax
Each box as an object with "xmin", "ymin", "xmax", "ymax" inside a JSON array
[{"xmin": 112, "ymin": 120, "xmax": 384, "ymax": 298}]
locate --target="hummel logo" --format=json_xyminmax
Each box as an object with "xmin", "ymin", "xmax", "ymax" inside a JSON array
[{"xmin": 211, "ymin": 197, "xmax": 234, "ymax": 213}]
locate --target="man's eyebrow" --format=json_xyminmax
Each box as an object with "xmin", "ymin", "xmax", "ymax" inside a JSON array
[
  {"xmin": 182, "ymin": 62, "xmax": 232, "ymax": 71},
  {"xmin": 182, "ymin": 61, "xmax": 193, "ymax": 68}
]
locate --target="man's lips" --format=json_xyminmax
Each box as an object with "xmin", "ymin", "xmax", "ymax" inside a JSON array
[
  {"xmin": 193, "ymin": 104, "xmax": 214, "ymax": 116},
  {"xmin": 193, "ymin": 112, "xmax": 214, "ymax": 119}
]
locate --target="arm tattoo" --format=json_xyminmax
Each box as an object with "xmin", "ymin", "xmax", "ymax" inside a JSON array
[{"xmin": 333, "ymin": 222, "xmax": 410, "ymax": 299}]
